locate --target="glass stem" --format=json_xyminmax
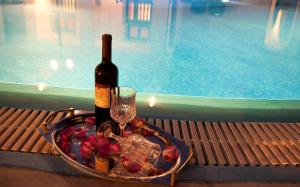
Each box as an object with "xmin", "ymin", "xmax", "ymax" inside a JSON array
[{"xmin": 119, "ymin": 123, "xmax": 126, "ymax": 137}]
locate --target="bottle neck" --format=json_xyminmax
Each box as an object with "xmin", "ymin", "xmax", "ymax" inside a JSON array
[
  {"xmin": 102, "ymin": 39, "xmax": 111, "ymax": 63},
  {"xmin": 102, "ymin": 57, "xmax": 111, "ymax": 63}
]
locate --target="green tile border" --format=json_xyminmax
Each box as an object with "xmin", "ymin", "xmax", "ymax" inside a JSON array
[{"xmin": 1, "ymin": 82, "xmax": 300, "ymax": 122}]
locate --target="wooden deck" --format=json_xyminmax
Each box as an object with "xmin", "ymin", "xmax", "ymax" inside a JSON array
[{"xmin": 0, "ymin": 106, "xmax": 300, "ymax": 183}]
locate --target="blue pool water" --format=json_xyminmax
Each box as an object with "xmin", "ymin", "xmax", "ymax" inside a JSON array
[{"xmin": 0, "ymin": 0, "xmax": 300, "ymax": 99}]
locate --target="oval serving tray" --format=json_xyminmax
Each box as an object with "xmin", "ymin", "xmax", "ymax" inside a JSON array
[{"xmin": 38, "ymin": 108, "xmax": 193, "ymax": 186}]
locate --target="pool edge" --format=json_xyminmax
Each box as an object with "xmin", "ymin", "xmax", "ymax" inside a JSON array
[{"xmin": 1, "ymin": 82, "xmax": 300, "ymax": 122}]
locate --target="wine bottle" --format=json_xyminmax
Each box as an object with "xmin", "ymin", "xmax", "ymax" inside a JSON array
[{"xmin": 95, "ymin": 34, "xmax": 120, "ymax": 135}]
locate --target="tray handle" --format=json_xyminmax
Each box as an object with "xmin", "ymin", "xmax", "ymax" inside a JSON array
[
  {"xmin": 40, "ymin": 108, "xmax": 75, "ymax": 133},
  {"xmin": 170, "ymin": 148, "xmax": 194, "ymax": 186}
]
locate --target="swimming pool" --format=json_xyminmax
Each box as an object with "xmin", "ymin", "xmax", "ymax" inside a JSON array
[
  {"xmin": 0, "ymin": 0, "xmax": 300, "ymax": 122},
  {"xmin": 0, "ymin": 0, "xmax": 300, "ymax": 99}
]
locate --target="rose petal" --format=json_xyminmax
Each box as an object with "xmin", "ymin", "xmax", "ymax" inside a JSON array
[
  {"xmin": 58, "ymin": 141, "xmax": 71, "ymax": 153},
  {"xmin": 122, "ymin": 159, "xmax": 142, "ymax": 173},
  {"xmin": 108, "ymin": 143, "xmax": 120, "ymax": 155},
  {"xmin": 123, "ymin": 130, "xmax": 133, "ymax": 138},
  {"xmin": 142, "ymin": 128, "xmax": 154, "ymax": 136},
  {"xmin": 74, "ymin": 127, "xmax": 87, "ymax": 139},
  {"xmin": 162, "ymin": 145, "xmax": 179, "ymax": 162},
  {"xmin": 61, "ymin": 127, "xmax": 75, "ymax": 137},
  {"xmin": 85, "ymin": 117, "xmax": 96, "ymax": 125},
  {"xmin": 80, "ymin": 141, "xmax": 94, "ymax": 160},
  {"xmin": 96, "ymin": 137, "xmax": 110, "ymax": 158}
]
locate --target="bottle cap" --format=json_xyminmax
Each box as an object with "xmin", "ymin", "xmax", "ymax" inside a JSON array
[{"xmin": 102, "ymin": 34, "xmax": 112, "ymax": 41}]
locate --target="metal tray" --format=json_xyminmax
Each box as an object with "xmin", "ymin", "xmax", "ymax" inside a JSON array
[{"xmin": 38, "ymin": 108, "xmax": 193, "ymax": 186}]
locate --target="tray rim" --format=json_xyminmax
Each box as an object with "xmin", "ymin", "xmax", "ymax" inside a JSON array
[{"xmin": 50, "ymin": 112, "xmax": 185, "ymax": 182}]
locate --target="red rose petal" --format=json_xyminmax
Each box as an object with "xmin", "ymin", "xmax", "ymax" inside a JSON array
[
  {"xmin": 61, "ymin": 127, "xmax": 75, "ymax": 137},
  {"xmin": 74, "ymin": 127, "xmax": 87, "ymax": 139},
  {"xmin": 85, "ymin": 117, "xmax": 96, "ymax": 125},
  {"xmin": 122, "ymin": 159, "xmax": 142, "ymax": 173},
  {"xmin": 162, "ymin": 145, "xmax": 179, "ymax": 162}
]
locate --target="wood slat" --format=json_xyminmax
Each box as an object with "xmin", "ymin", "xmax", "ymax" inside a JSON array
[
  {"xmin": 0, "ymin": 109, "xmax": 32, "ymax": 148},
  {"xmin": 1, "ymin": 106, "xmax": 300, "ymax": 168},
  {"xmin": 11, "ymin": 111, "xmax": 49, "ymax": 151},
  {"xmin": 234, "ymin": 122, "xmax": 270, "ymax": 166},
  {"xmin": 172, "ymin": 120, "xmax": 182, "ymax": 140},
  {"xmin": 20, "ymin": 112, "xmax": 56, "ymax": 153},
  {"xmin": 243, "ymin": 122, "xmax": 280, "ymax": 166},
  {"xmin": 189, "ymin": 121, "xmax": 206, "ymax": 165},
  {"xmin": 221, "ymin": 123, "xmax": 248, "ymax": 166},
  {"xmin": 36, "ymin": 112, "xmax": 65, "ymax": 154},
  {"xmin": 155, "ymin": 119, "xmax": 162, "ymax": 129},
  {"xmin": 0, "ymin": 109, "xmax": 25, "ymax": 134},
  {"xmin": 284, "ymin": 124, "xmax": 300, "ymax": 143},
  {"xmin": 280, "ymin": 124, "xmax": 300, "ymax": 153},
  {"xmin": 1, "ymin": 110, "xmax": 40, "ymax": 151},
  {"xmin": 197, "ymin": 121, "xmax": 218, "ymax": 165},
  {"xmin": 250, "ymin": 122, "xmax": 289, "ymax": 165},
  {"xmin": 212, "ymin": 122, "xmax": 239, "ymax": 166},
  {"xmin": 258, "ymin": 123, "xmax": 298, "ymax": 165},
  {"xmin": 226, "ymin": 122, "xmax": 259, "ymax": 166},
  {"xmin": 0, "ymin": 107, "xmax": 8, "ymax": 116},
  {"xmin": 205, "ymin": 122, "xmax": 227, "ymax": 166},
  {"xmin": 180, "ymin": 120, "xmax": 196, "ymax": 165},
  {"xmin": 147, "ymin": 118, "xmax": 154, "ymax": 126},
  {"xmin": 264, "ymin": 123, "xmax": 300, "ymax": 165},
  {"xmin": 0, "ymin": 108, "xmax": 17, "ymax": 125},
  {"xmin": 163, "ymin": 119, "xmax": 172, "ymax": 134}
]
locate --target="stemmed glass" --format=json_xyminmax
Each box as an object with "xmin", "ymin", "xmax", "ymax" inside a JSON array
[{"xmin": 110, "ymin": 86, "xmax": 136, "ymax": 136}]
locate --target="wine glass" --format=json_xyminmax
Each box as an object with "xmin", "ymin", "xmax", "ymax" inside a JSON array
[{"xmin": 110, "ymin": 86, "xmax": 136, "ymax": 136}]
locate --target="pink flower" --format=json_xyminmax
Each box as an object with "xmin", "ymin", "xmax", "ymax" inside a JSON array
[
  {"xmin": 162, "ymin": 145, "xmax": 179, "ymax": 162},
  {"xmin": 122, "ymin": 157, "xmax": 142, "ymax": 173},
  {"xmin": 74, "ymin": 128, "xmax": 87, "ymax": 139},
  {"xmin": 85, "ymin": 117, "xmax": 96, "ymax": 125},
  {"xmin": 123, "ymin": 130, "xmax": 133, "ymax": 138},
  {"xmin": 95, "ymin": 137, "xmax": 110, "ymax": 158},
  {"xmin": 58, "ymin": 141, "xmax": 71, "ymax": 154},
  {"xmin": 142, "ymin": 128, "xmax": 154, "ymax": 136},
  {"xmin": 108, "ymin": 143, "xmax": 120, "ymax": 155},
  {"xmin": 61, "ymin": 127, "xmax": 75, "ymax": 137},
  {"xmin": 80, "ymin": 141, "xmax": 94, "ymax": 160}
]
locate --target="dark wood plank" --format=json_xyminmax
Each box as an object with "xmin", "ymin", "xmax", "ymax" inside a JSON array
[
  {"xmin": 11, "ymin": 111, "xmax": 49, "ymax": 151},
  {"xmin": 1, "ymin": 110, "xmax": 40, "ymax": 151},
  {"xmin": 0, "ymin": 109, "xmax": 25, "ymax": 134},
  {"xmin": 235, "ymin": 122, "xmax": 271, "ymax": 166},
  {"xmin": 21, "ymin": 112, "xmax": 57, "ymax": 153},
  {"xmin": 0, "ymin": 109, "xmax": 34, "ymax": 149},
  {"xmin": 172, "ymin": 120, "xmax": 182, "ymax": 140},
  {"xmin": 205, "ymin": 122, "xmax": 227, "ymax": 166},
  {"xmin": 213, "ymin": 122, "xmax": 239, "ymax": 166},
  {"xmin": 163, "ymin": 119, "xmax": 172, "ymax": 134},
  {"xmin": 265, "ymin": 122, "xmax": 300, "ymax": 165},
  {"xmin": 250, "ymin": 122, "xmax": 289, "ymax": 165},
  {"xmin": 0, "ymin": 108, "xmax": 17, "ymax": 125},
  {"xmin": 197, "ymin": 121, "xmax": 217, "ymax": 165},
  {"xmin": 0, "ymin": 107, "xmax": 8, "ymax": 116},
  {"xmin": 189, "ymin": 121, "xmax": 206, "ymax": 165},
  {"xmin": 227, "ymin": 122, "xmax": 259, "ymax": 166},
  {"xmin": 155, "ymin": 119, "xmax": 162, "ymax": 129},
  {"xmin": 221, "ymin": 123, "xmax": 248, "ymax": 166}
]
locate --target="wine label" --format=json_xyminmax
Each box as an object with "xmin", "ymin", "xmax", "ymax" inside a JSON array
[{"xmin": 95, "ymin": 83, "xmax": 110, "ymax": 108}]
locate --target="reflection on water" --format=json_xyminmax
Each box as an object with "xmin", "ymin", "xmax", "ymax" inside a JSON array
[
  {"xmin": 264, "ymin": 0, "xmax": 299, "ymax": 49},
  {"xmin": 0, "ymin": 0, "xmax": 300, "ymax": 98},
  {"xmin": 189, "ymin": 0, "xmax": 225, "ymax": 16},
  {"xmin": 124, "ymin": 0, "xmax": 152, "ymax": 40}
]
